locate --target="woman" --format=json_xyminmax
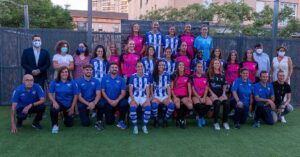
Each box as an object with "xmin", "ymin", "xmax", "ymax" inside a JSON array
[
  {"xmin": 73, "ymin": 42, "xmax": 91, "ymax": 80},
  {"xmin": 90, "ymin": 45, "xmax": 109, "ymax": 83},
  {"xmin": 224, "ymin": 50, "xmax": 240, "ymax": 86},
  {"xmin": 108, "ymin": 43, "xmax": 121, "ymax": 74},
  {"xmin": 240, "ymin": 49, "xmax": 258, "ymax": 83},
  {"xmin": 141, "ymin": 46, "xmax": 156, "ymax": 76},
  {"xmin": 152, "ymin": 60, "xmax": 175, "ymax": 128},
  {"xmin": 52, "ymin": 40, "xmax": 74, "ymax": 78},
  {"xmin": 121, "ymin": 40, "xmax": 140, "ymax": 82},
  {"xmin": 206, "ymin": 48, "xmax": 225, "ymax": 70},
  {"xmin": 271, "ymin": 46, "xmax": 293, "ymax": 84},
  {"xmin": 164, "ymin": 26, "xmax": 179, "ymax": 55},
  {"xmin": 179, "ymin": 23, "xmax": 195, "ymax": 59},
  {"xmin": 48, "ymin": 66, "xmax": 79, "ymax": 134},
  {"xmin": 191, "ymin": 62, "xmax": 212, "ymax": 128},
  {"xmin": 176, "ymin": 42, "xmax": 191, "ymax": 75},
  {"xmin": 162, "ymin": 47, "xmax": 176, "ymax": 75},
  {"xmin": 231, "ymin": 68, "xmax": 253, "ymax": 129},
  {"xmin": 128, "ymin": 62, "xmax": 151, "ymax": 135},
  {"xmin": 171, "ymin": 62, "xmax": 193, "ymax": 129},
  {"xmin": 128, "ymin": 23, "xmax": 145, "ymax": 56},
  {"xmin": 191, "ymin": 50, "xmax": 207, "ymax": 73},
  {"xmin": 208, "ymin": 59, "xmax": 229, "ymax": 130}
]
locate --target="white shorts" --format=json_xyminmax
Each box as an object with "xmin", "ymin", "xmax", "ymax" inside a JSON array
[
  {"xmin": 154, "ymin": 95, "xmax": 168, "ymax": 102},
  {"xmin": 128, "ymin": 96, "xmax": 147, "ymax": 106}
]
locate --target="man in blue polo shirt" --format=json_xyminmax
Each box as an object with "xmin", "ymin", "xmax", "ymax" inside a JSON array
[
  {"xmin": 253, "ymin": 71, "xmax": 276, "ymax": 127},
  {"xmin": 231, "ymin": 68, "xmax": 253, "ymax": 129},
  {"xmin": 101, "ymin": 63, "xmax": 128, "ymax": 129},
  {"xmin": 77, "ymin": 64, "xmax": 101, "ymax": 127},
  {"xmin": 11, "ymin": 74, "xmax": 46, "ymax": 133},
  {"xmin": 194, "ymin": 24, "xmax": 213, "ymax": 62}
]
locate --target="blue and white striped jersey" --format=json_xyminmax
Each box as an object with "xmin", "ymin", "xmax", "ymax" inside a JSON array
[
  {"xmin": 145, "ymin": 31, "xmax": 164, "ymax": 59},
  {"xmin": 90, "ymin": 58, "xmax": 108, "ymax": 83},
  {"xmin": 153, "ymin": 72, "xmax": 170, "ymax": 97},
  {"xmin": 129, "ymin": 73, "xmax": 151, "ymax": 97},
  {"xmin": 162, "ymin": 58, "xmax": 176, "ymax": 75},
  {"xmin": 164, "ymin": 35, "xmax": 179, "ymax": 55},
  {"xmin": 141, "ymin": 57, "xmax": 155, "ymax": 75}
]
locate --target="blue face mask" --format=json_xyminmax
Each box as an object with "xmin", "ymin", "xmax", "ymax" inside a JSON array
[
  {"xmin": 61, "ymin": 47, "xmax": 68, "ymax": 54},
  {"xmin": 78, "ymin": 47, "xmax": 84, "ymax": 53}
]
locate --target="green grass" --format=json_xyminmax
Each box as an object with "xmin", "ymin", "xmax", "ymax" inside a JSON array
[{"xmin": 1, "ymin": 106, "xmax": 300, "ymax": 157}]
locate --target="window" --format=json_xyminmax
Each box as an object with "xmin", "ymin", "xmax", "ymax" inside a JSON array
[
  {"xmin": 280, "ymin": 3, "xmax": 298, "ymax": 25},
  {"xmin": 256, "ymin": 1, "xmax": 265, "ymax": 13},
  {"xmin": 77, "ymin": 22, "xmax": 87, "ymax": 31},
  {"xmin": 203, "ymin": 0, "xmax": 212, "ymax": 8},
  {"xmin": 232, "ymin": 0, "xmax": 243, "ymax": 3}
]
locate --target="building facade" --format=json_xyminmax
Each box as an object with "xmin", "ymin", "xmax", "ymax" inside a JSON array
[{"xmin": 92, "ymin": 0, "xmax": 128, "ymax": 13}]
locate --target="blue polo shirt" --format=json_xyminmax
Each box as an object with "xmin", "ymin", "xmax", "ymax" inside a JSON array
[
  {"xmin": 101, "ymin": 74, "xmax": 126, "ymax": 100},
  {"xmin": 231, "ymin": 77, "xmax": 253, "ymax": 107},
  {"xmin": 11, "ymin": 83, "xmax": 45, "ymax": 109},
  {"xmin": 253, "ymin": 82, "xmax": 274, "ymax": 107},
  {"xmin": 77, "ymin": 76, "xmax": 101, "ymax": 107},
  {"xmin": 48, "ymin": 80, "xmax": 79, "ymax": 108},
  {"xmin": 193, "ymin": 35, "xmax": 213, "ymax": 61}
]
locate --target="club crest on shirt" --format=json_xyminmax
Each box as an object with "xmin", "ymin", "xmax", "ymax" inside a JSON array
[
  {"xmin": 67, "ymin": 83, "xmax": 72, "ymax": 87},
  {"xmin": 116, "ymin": 80, "xmax": 120, "ymax": 84},
  {"xmin": 91, "ymin": 82, "xmax": 95, "ymax": 86},
  {"xmin": 32, "ymin": 90, "xmax": 36, "ymax": 95},
  {"xmin": 81, "ymin": 83, "xmax": 85, "ymax": 86}
]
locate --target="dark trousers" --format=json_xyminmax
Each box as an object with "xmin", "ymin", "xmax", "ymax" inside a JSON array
[
  {"xmin": 194, "ymin": 103, "xmax": 211, "ymax": 118},
  {"xmin": 213, "ymin": 100, "xmax": 229, "ymax": 123},
  {"xmin": 78, "ymin": 105, "xmax": 92, "ymax": 126},
  {"xmin": 34, "ymin": 78, "xmax": 46, "ymax": 90},
  {"xmin": 234, "ymin": 106, "xmax": 249, "ymax": 124},
  {"xmin": 254, "ymin": 105, "xmax": 274, "ymax": 125},
  {"xmin": 100, "ymin": 98, "xmax": 129, "ymax": 125},
  {"xmin": 50, "ymin": 105, "xmax": 73, "ymax": 127},
  {"xmin": 17, "ymin": 104, "xmax": 46, "ymax": 124}
]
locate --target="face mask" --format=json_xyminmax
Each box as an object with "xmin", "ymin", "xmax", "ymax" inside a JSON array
[
  {"xmin": 278, "ymin": 51, "xmax": 285, "ymax": 57},
  {"xmin": 256, "ymin": 49, "xmax": 263, "ymax": 54},
  {"xmin": 61, "ymin": 47, "xmax": 68, "ymax": 54},
  {"xmin": 33, "ymin": 41, "xmax": 41, "ymax": 48},
  {"xmin": 78, "ymin": 47, "xmax": 84, "ymax": 53}
]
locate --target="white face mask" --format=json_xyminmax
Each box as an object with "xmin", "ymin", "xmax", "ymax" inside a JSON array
[
  {"xmin": 278, "ymin": 51, "xmax": 285, "ymax": 57},
  {"xmin": 33, "ymin": 41, "xmax": 41, "ymax": 48},
  {"xmin": 256, "ymin": 49, "xmax": 263, "ymax": 54}
]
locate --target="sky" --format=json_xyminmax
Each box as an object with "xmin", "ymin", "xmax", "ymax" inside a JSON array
[{"xmin": 51, "ymin": 0, "xmax": 87, "ymax": 10}]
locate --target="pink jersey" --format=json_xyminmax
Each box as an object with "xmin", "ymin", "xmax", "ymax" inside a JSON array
[
  {"xmin": 191, "ymin": 74, "xmax": 208, "ymax": 97},
  {"xmin": 109, "ymin": 54, "xmax": 121, "ymax": 74},
  {"xmin": 240, "ymin": 61, "xmax": 258, "ymax": 83},
  {"xmin": 172, "ymin": 75, "xmax": 190, "ymax": 97},
  {"xmin": 128, "ymin": 35, "xmax": 144, "ymax": 55},
  {"xmin": 180, "ymin": 34, "xmax": 195, "ymax": 59},
  {"xmin": 176, "ymin": 54, "xmax": 191, "ymax": 75},
  {"xmin": 225, "ymin": 63, "xmax": 240, "ymax": 85},
  {"xmin": 121, "ymin": 52, "xmax": 140, "ymax": 77}
]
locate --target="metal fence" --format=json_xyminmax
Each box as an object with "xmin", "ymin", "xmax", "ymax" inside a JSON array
[{"xmin": 1, "ymin": 22, "xmax": 300, "ymax": 105}]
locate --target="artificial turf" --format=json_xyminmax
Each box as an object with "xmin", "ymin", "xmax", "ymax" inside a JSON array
[{"xmin": 0, "ymin": 106, "xmax": 299, "ymax": 157}]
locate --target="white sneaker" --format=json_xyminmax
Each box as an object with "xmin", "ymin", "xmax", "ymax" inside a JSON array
[
  {"xmin": 223, "ymin": 122, "xmax": 230, "ymax": 130},
  {"xmin": 214, "ymin": 123, "xmax": 220, "ymax": 130},
  {"xmin": 142, "ymin": 126, "xmax": 149, "ymax": 134},
  {"xmin": 52, "ymin": 125, "xmax": 59, "ymax": 134},
  {"xmin": 280, "ymin": 116, "xmax": 287, "ymax": 123},
  {"xmin": 133, "ymin": 126, "xmax": 138, "ymax": 135}
]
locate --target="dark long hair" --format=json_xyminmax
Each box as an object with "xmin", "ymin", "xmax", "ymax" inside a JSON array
[
  {"xmin": 178, "ymin": 42, "xmax": 191, "ymax": 58},
  {"xmin": 243, "ymin": 48, "xmax": 254, "ymax": 61},
  {"xmin": 93, "ymin": 45, "xmax": 107, "ymax": 60},
  {"xmin": 210, "ymin": 48, "xmax": 222, "ymax": 59},
  {"xmin": 173, "ymin": 61, "xmax": 185, "ymax": 87},
  {"xmin": 226, "ymin": 50, "xmax": 239, "ymax": 64},
  {"xmin": 145, "ymin": 46, "xmax": 157, "ymax": 63},
  {"xmin": 55, "ymin": 66, "xmax": 72, "ymax": 83},
  {"xmin": 76, "ymin": 42, "xmax": 89, "ymax": 56},
  {"xmin": 153, "ymin": 60, "xmax": 165, "ymax": 84},
  {"xmin": 164, "ymin": 47, "xmax": 176, "ymax": 61}
]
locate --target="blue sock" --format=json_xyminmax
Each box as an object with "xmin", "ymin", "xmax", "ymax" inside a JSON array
[
  {"xmin": 130, "ymin": 106, "xmax": 137, "ymax": 127},
  {"xmin": 143, "ymin": 106, "xmax": 151, "ymax": 126},
  {"xmin": 151, "ymin": 102, "xmax": 158, "ymax": 120},
  {"xmin": 164, "ymin": 102, "xmax": 175, "ymax": 121}
]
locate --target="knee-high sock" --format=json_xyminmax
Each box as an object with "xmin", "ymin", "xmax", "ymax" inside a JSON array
[
  {"xmin": 151, "ymin": 102, "xmax": 158, "ymax": 120},
  {"xmin": 164, "ymin": 102, "xmax": 175, "ymax": 121},
  {"xmin": 129, "ymin": 106, "xmax": 137, "ymax": 127},
  {"xmin": 143, "ymin": 106, "xmax": 151, "ymax": 126}
]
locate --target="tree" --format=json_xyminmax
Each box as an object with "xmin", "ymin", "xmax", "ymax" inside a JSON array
[
  {"xmin": 279, "ymin": 18, "xmax": 300, "ymax": 37},
  {"xmin": 0, "ymin": 0, "xmax": 73, "ymax": 29}
]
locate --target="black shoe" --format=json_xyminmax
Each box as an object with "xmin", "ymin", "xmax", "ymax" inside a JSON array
[
  {"xmin": 176, "ymin": 119, "xmax": 180, "ymax": 127},
  {"xmin": 95, "ymin": 121, "xmax": 104, "ymax": 131},
  {"xmin": 162, "ymin": 120, "xmax": 168, "ymax": 128},
  {"xmin": 32, "ymin": 123, "xmax": 42, "ymax": 130},
  {"xmin": 180, "ymin": 120, "xmax": 186, "ymax": 129},
  {"xmin": 234, "ymin": 123, "xmax": 240, "ymax": 129},
  {"xmin": 153, "ymin": 119, "xmax": 159, "ymax": 128}
]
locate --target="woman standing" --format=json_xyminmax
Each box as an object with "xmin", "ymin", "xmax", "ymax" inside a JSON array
[
  {"xmin": 73, "ymin": 42, "xmax": 91, "ymax": 80},
  {"xmin": 176, "ymin": 42, "xmax": 191, "ymax": 75},
  {"xmin": 121, "ymin": 40, "xmax": 140, "ymax": 82},
  {"xmin": 179, "ymin": 23, "xmax": 195, "ymax": 59},
  {"xmin": 127, "ymin": 23, "xmax": 145, "ymax": 56},
  {"xmin": 164, "ymin": 26, "xmax": 179, "ymax": 55},
  {"xmin": 90, "ymin": 45, "xmax": 109, "ymax": 83},
  {"xmin": 240, "ymin": 49, "xmax": 258, "ymax": 83},
  {"xmin": 162, "ymin": 47, "xmax": 176, "ymax": 75},
  {"xmin": 141, "ymin": 46, "xmax": 156, "ymax": 76}
]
